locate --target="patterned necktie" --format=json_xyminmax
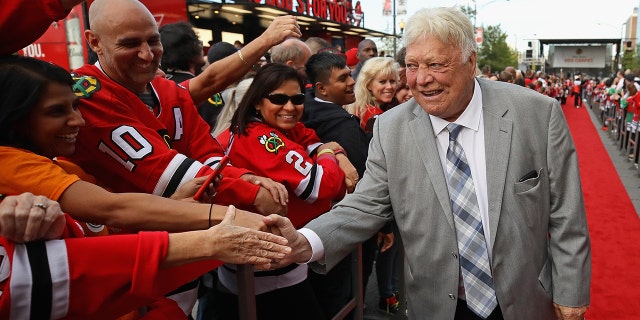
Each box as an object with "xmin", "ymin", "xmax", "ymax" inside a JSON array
[{"xmin": 445, "ymin": 123, "xmax": 498, "ymax": 318}]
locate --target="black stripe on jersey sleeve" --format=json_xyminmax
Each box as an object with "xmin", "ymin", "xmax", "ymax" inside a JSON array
[
  {"xmin": 26, "ymin": 242, "xmax": 52, "ymax": 320},
  {"xmin": 299, "ymin": 163, "xmax": 318, "ymax": 200},
  {"xmin": 162, "ymin": 157, "xmax": 197, "ymax": 197}
]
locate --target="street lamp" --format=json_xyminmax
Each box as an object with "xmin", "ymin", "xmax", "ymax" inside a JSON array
[
  {"xmin": 399, "ymin": 19, "xmax": 405, "ymax": 34},
  {"xmin": 473, "ymin": 0, "xmax": 509, "ymax": 29}
]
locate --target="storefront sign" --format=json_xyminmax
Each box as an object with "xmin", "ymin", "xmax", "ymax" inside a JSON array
[{"xmin": 252, "ymin": 0, "xmax": 351, "ymax": 24}]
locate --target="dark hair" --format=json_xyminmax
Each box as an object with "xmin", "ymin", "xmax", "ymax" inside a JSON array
[
  {"xmin": 230, "ymin": 63, "xmax": 304, "ymax": 135},
  {"xmin": 395, "ymin": 46, "xmax": 406, "ymax": 67},
  {"xmin": 305, "ymin": 52, "xmax": 347, "ymax": 84},
  {"xmin": 207, "ymin": 41, "xmax": 237, "ymax": 64},
  {"xmin": 0, "ymin": 55, "xmax": 73, "ymax": 147},
  {"xmin": 159, "ymin": 22, "xmax": 202, "ymax": 72}
]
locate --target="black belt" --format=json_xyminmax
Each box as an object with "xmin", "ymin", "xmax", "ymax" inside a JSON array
[{"xmin": 223, "ymin": 263, "xmax": 299, "ymax": 277}]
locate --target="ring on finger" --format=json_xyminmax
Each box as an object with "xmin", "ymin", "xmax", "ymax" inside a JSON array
[{"xmin": 33, "ymin": 203, "xmax": 47, "ymax": 211}]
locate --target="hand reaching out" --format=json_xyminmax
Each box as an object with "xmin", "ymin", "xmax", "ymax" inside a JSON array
[
  {"xmin": 260, "ymin": 15, "xmax": 302, "ymax": 47},
  {"xmin": 170, "ymin": 175, "xmax": 221, "ymax": 203},
  {"xmin": 207, "ymin": 206, "xmax": 291, "ymax": 270},
  {"xmin": 262, "ymin": 214, "xmax": 313, "ymax": 268},
  {"xmin": 0, "ymin": 193, "xmax": 65, "ymax": 242}
]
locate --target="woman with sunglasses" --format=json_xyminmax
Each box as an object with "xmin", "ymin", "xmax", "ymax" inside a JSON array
[
  {"xmin": 0, "ymin": 55, "xmax": 291, "ymax": 319},
  {"xmin": 216, "ymin": 63, "xmax": 357, "ymax": 319}
]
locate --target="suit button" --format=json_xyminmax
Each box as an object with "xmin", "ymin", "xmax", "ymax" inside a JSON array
[
  {"xmin": 448, "ymin": 294, "xmax": 455, "ymax": 300},
  {"xmin": 452, "ymin": 252, "xmax": 458, "ymax": 259}
]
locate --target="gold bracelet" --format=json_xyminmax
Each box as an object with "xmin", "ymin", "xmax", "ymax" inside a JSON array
[
  {"xmin": 317, "ymin": 148, "xmax": 335, "ymax": 156},
  {"xmin": 238, "ymin": 50, "xmax": 249, "ymax": 66}
]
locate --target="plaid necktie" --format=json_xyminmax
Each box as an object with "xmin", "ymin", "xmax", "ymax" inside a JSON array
[{"xmin": 445, "ymin": 123, "xmax": 498, "ymax": 318}]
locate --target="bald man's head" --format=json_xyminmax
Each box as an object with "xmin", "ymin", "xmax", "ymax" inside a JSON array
[
  {"xmin": 85, "ymin": 0, "xmax": 162, "ymax": 93},
  {"xmin": 356, "ymin": 39, "xmax": 377, "ymax": 63}
]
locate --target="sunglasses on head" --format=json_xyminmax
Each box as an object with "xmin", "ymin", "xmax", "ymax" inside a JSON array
[{"xmin": 266, "ymin": 93, "xmax": 305, "ymax": 105}]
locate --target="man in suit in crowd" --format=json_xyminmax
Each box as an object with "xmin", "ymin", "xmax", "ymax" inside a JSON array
[{"xmin": 267, "ymin": 7, "xmax": 591, "ymax": 320}]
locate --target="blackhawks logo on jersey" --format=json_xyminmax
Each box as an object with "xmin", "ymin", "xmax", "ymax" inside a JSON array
[
  {"xmin": 72, "ymin": 75, "xmax": 101, "ymax": 98},
  {"xmin": 258, "ymin": 131, "xmax": 285, "ymax": 154}
]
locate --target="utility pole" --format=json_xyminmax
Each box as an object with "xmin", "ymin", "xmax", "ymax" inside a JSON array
[{"xmin": 393, "ymin": 0, "xmax": 397, "ymax": 58}]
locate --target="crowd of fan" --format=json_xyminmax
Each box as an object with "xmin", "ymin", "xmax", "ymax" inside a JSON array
[{"xmin": 0, "ymin": 0, "xmax": 409, "ymax": 319}]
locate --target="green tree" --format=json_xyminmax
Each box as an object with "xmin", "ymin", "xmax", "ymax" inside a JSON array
[
  {"xmin": 621, "ymin": 50, "xmax": 639, "ymax": 72},
  {"xmin": 476, "ymin": 25, "xmax": 518, "ymax": 74},
  {"xmin": 459, "ymin": 6, "xmax": 517, "ymax": 74}
]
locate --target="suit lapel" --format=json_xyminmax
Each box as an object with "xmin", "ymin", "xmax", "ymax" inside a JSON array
[
  {"xmin": 480, "ymin": 81, "xmax": 513, "ymax": 247},
  {"xmin": 407, "ymin": 103, "xmax": 456, "ymax": 231}
]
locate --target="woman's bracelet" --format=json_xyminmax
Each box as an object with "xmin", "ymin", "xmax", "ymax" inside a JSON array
[
  {"xmin": 238, "ymin": 50, "xmax": 249, "ymax": 66},
  {"xmin": 208, "ymin": 203, "xmax": 214, "ymax": 228},
  {"xmin": 334, "ymin": 148, "xmax": 347, "ymax": 156},
  {"xmin": 317, "ymin": 148, "xmax": 335, "ymax": 157}
]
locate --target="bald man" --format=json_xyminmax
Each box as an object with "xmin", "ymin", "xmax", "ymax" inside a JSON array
[
  {"xmin": 68, "ymin": 0, "xmax": 300, "ymax": 315},
  {"xmin": 351, "ymin": 38, "xmax": 378, "ymax": 80},
  {"xmin": 270, "ymin": 38, "xmax": 312, "ymax": 81}
]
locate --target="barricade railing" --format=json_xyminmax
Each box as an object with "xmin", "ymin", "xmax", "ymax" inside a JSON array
[{"xmin": 234, "ymin": 245, "xmax": 364, "ymax": 320}]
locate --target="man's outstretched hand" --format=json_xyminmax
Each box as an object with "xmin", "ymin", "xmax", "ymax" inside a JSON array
[{"xmin": 262, "ymin": 214, "xmax": 313, "ymax": 268}]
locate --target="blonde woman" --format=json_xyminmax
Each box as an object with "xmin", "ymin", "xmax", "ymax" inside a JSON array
[{"xmin": 345, "ymin": 57, "xmax": 398, "ymax": 132}]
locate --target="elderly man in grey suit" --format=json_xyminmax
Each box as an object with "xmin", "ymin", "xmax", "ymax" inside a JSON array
[{"xmin": 266, "ymin": 6, "xmax": 591, "ymax": 320}]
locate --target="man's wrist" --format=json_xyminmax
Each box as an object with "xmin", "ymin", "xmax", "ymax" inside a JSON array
[{"xmin": 298, "ymin": 228, "xmax": 323, "ymax": 263}]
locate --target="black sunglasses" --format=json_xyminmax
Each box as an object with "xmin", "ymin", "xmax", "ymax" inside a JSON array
[{"xmin": 266, "ymin": 93, "xmax": 305, "ymax": 105}]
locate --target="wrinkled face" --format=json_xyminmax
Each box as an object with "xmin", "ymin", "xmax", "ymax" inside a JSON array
[
  {"xmin": 405, "ymin": 35, "xmax": 476, "ymax": 122},
  {"xmin": 24, "ymin": 83, "xmax": 85, "ymax": 158},
  {"xmin": 318, "ymin": 66, "xmax": 356, "ymax": 106},
  {"xmin": 367, "ymin": 73, "xmax": 397, "ymax": 105},
  {"xmin": 91, "ymin": 12, "xmax": 162, "ymax": 93},
  {"xmin": 357, "ymin": 40, "xmax": 378, "ymax": 63},
  {"xmin": 256, "ymin": 80, "xmax": 304, "ymax": 132}
]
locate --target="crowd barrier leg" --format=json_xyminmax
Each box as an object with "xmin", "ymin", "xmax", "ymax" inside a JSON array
[
  {"xmin": 236, "ymin": 265, "xmax": 257, "ymax": 320},
  {"xmin": 331, "ymin": 246, "xmax": 364, "ymax": 320},
  {"xmin": 619, "ymin": 110, "xmax": 628, "ymax": 153}
]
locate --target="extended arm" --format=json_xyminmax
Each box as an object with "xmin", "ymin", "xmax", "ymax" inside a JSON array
[
  {"xmin": 58, "ymin": 180, "xmax": 272, "ymax": 232},
  {"xmin": 188, "ymin": 15, "xmax": 301, "ymax": 104}
]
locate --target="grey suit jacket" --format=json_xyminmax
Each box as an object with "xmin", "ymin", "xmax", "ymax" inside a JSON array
[{"xmin": 306, "ymin": 78, "xmax": 591, "ymax": 319}]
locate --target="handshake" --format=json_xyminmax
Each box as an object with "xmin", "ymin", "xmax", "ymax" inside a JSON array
[{"xmin": 0, "ymin": 193, "xmax": 311, "ymax": 270}]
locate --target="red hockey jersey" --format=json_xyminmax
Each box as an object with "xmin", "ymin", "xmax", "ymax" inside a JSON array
[
  {"xmin": 218, "ymin": 122, "xmax": 346, "ymax": 227},
  {"xmin": 68, "ymin": 64, "xmax": 259, "ymax": 208},
  {"xmin": 0, "ymin": 213, "xmax": 221, "ymax": 320}
]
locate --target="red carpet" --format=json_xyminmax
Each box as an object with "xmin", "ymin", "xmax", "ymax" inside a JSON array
[{"xmin": 561, "ymin": 98, "xmax": 640, "ymax": 318}]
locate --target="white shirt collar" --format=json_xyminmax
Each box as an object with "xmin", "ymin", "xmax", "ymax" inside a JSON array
[{"xmin": 429, "ymin": 79, "xmax": 482, "ymax": 135}]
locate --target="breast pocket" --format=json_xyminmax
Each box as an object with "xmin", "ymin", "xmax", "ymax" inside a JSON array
[{"xmin": 514, "ymin": 168, "xmax": 549, "ymax": 227}]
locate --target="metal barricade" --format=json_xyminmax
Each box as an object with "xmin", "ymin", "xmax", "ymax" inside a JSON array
[{"xmin": 235, "ymin": 246, "xmax": 365, "ymax": 320}]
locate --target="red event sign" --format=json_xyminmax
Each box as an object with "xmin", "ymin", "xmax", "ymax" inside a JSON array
[{"xmin": 252, "ymin": 0, "xmax": 350, "ymax": 24}]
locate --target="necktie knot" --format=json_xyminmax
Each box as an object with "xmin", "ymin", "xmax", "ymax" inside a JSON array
[{"xmin": 446, "ymin": 123, "xmax": 463, "ymax": 141}]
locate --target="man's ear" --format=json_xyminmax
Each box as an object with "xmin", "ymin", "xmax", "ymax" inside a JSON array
[
  {"xmin": 315, "ymin": 82, "xmax": 326, "ymax": 96},
  {"xmin": 85, "ymin": 30, "xmax": 101, "ymax": 55}
]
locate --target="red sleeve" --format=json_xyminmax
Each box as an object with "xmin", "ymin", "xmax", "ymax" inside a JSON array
[
  {"xmin": 0, "ymin": 0, "xmax": 70, "ymax": 55},
  {"xmin": 69, "ymin": 67, "xmax": 259, "ymax": 206},
  {"xmin": 0, "ymin": 230, "xmax": 220, "ymax": 319}
]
